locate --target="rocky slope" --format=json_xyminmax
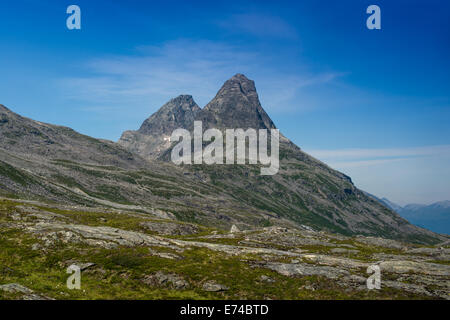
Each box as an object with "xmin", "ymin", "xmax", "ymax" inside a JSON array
[
  {"xmin": 0, "ymin": 75, "xmax": 447, "ymax": 244},
  {"xmin": 0, "ymin": 104, "xmax": 144, "ymax": 169},
  {"xmin": 117, "ymin": 74, "xmax": 444, "ymax": 244}
]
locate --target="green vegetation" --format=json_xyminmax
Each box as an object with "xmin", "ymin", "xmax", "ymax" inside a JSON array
[
  {"xmin": 0, "ymin": 199, "xmax": 443, "ymax": 300},
  {"xmin": 0, "ymin": 230, "xmax": 429, "ymax": 300},
  {"xmin": 0, "ymin": 160, "xmax": 35, "ymax": 186}
]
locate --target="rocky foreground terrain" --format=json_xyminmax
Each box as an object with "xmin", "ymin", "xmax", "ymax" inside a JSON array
[{"xmin": 0, "ymin": 198, "xmax": 448, "ymax": 300}]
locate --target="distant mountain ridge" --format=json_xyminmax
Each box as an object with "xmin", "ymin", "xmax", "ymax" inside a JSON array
[{"xmin": 376, "ymin": 198, "xmax": 450, "ymax": 235}]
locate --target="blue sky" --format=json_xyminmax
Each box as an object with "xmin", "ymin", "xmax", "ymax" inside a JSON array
[{"xmin": 0, "ymin": 0, "xmax": 449, "ymax": 204}]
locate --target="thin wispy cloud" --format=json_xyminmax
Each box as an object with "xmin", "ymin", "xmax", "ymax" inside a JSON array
[
  {"xmin": 308, "ymin": 145, "xmax": 450, "ymax": 162},
  {"xmin": 59, "ymin": 39, "xmax": 343, "ymax": 116},
  {"xmin": 326, "ymin": 158, "xmax": 408, "ymax": 169},
  {"xmin": 306, "ymin": 145, "xmax": 450, "ymax": 204}
]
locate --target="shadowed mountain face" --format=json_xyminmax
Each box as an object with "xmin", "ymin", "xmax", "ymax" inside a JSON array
[
  {"xmin": 0, "ymin": 76, "xmax": 447, "ymax": 244},
  {"xmin": 196, "ymin": 74, "xmax": 276, "ymax": 130},
  {"xmin": 138, "ymin": 95, "xmax": 200, "ymax": 135}
]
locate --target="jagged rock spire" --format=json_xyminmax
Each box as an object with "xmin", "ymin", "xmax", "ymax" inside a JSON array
[
  {"xmin": 197, "ymin": 74, "xmax": 276, "ymax": 130},
  {"xmin": 138, "ymin": 95, "xmax": 200, "ymax": 136}
]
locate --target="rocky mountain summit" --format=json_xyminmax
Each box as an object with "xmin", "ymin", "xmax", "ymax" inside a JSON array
[
  {"xmin": 118, "ymin": 74, "xmax": 276, "ymax": 159},
  {"xmin": 119, "ymin": 95, "xmax": 200, "ymax": 159},
  {"xmin": 139, "ymin": 95, "xmax": 201, "ymax": 136},
  {"xmin": 196, "ymin": 73, "xmax": 276, "ymax": 131}
]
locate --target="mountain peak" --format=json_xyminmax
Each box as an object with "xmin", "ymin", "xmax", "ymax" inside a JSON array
[
  {"xmin": 169, "ymin": 94, "xmax": 196, "ymax": 104},
  {"xmin": 137, "ymin": 95, "xmax": 200, "ymax": 136},
  {"xmin": 118, "ymin": 95, "xmax": 200, "ymax": 159},
  {"xmin": 160, "ymin": 94, "xmax": 198, "ymax": 114},
  {"xmin": 199, "ymin": 74, "xmax": 275, "ymax": 130},
  {"xmin": 118, "ymin": 74, "xmax": 276, "ymax": 159},
  {"xmin": 228, "ymin": 73, "xmax": 254, "ymax": 85},
  {"xmin": 211, "ymin": 73, "xmax": 257, "ymax": 105}
]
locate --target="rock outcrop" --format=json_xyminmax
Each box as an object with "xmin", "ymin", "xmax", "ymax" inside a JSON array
[
  {"xmin": 1, "ymin": 199, "xmax": 448, "ymax": 300},
  {"xmin": 119, "ymin": 95, "xmax": 200, "ymax": 159}
]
